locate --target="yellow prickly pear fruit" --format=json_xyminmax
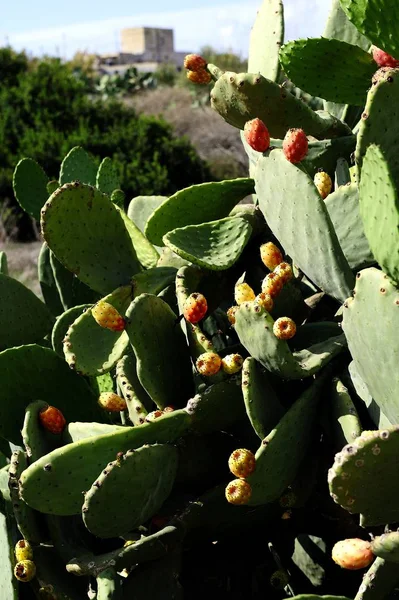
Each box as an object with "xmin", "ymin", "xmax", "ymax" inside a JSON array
[
  {"xmin": 254, "ymin": 292, "xmax": 273, "ymax": 312},
  {"xmin": 196, "ymin": 352, "xmax": 222, "ymax": 376},
  {"xmin": 186, "ymin": 69, "xmax": 212, "ymax": 84},
  {"xmin": 225, "ymin": 479, "xmax": 252, "ymax": 505},
  {"xmin": 221, "ymin": 353, "xmax": 244, "ymax": 375},
  {"xmin": 332, "ymin": 539, "xmax": 374, "ymax": 570},
  {"xmin": 235, "ymin": 282, "xmax": 255, "ymax": 305},
  {"xmin": 260, "ymin": 242, "xmax": 283, "ymax": 270},
  {"xmin": 14, "ymin": 560, "xmax": 36, "ymax": 582},
  {"xmin": 92, "ymin": 301, "xmax": 125, "ymax": 332},
  {"xmin": 273, "ymin": 262, "xmax": 293, "ymax": 284},
  {"xmin": 98, "ymin": 392, "xmax": 127, "ymax": 412},
  {"xmin": 15, "ymin": 540, "xmax": 33, "ymax": 562},
  {"xmin": 227, "ymin": 306, "xmax": 239, "ymax": 325},
  {"xmin": 314, "ymin": 170, "xmax": 332, "ymax": 199},
  {"xmin": 228, "ymin": 448, "xmax": 256, "ymax": 478},
  {"xmin": 273, "ymin": 317, "xmax": 297, "ymax": 340},
  {"xmin": 261, "ymin": 272, "xmax": 283, "ymax": 298}
]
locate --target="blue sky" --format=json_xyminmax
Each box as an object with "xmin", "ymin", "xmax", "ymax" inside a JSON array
[{"xmin": 2, "ymin": 0, "xmax": 331, "ymax": 58}]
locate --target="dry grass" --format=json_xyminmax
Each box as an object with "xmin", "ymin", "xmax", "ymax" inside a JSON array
[{"xmin": 3, "ymin": 241, "xmax": 42, "ymax": 297}]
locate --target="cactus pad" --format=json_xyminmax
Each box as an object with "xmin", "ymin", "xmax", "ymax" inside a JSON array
[
  {"xmin": 41, "ymin": 182, "xmax": 141, "ymax": 295},
  {"xmin": 0, "ymin": 252, "xmax": 8, "ymax": 275},
  {"xmin": 51, "ymin": 304, "xmax": 90, "ymax": 356},
  {"xmin": 116, "ymin": 204, "xmax": 159, "ymax": 269},
  {"xmin": 59, "ymin": 146, "xmax": 97, "ymax": 186},
  {"xmin": 328, "ymin": 427, "xmax": 399, "ymax": 526},
  {"xmin": 38, "ymin": 243, "xmax": 64, "ymax": 316},
  {"xmin": 255, "ymin": 150, "xmax": 354, "ymax": 302},
  {"xmin": 145, "ymin": 178, "xmax": 254, "ymax": 247},
  {"xmin": 82, "ymin": 444, "xmax": 178, "ymax": 538},
  {"xmin": 248, "ymin": 0, "xmax": 284, "ymax": 82},
  {"xmin": 49, "ymin": 251, "xmax": 99, "ymax": 309},
  {"xmin": 96, "ymin": 157, "xmax": 120, "ymax": 195},
  {"xmin": 163, "ymin": 217, "xmax": 252, "ymax": 271},
  {"xmin": 353, "ymin": 557, "xmax": 399, "ymax": 600},
  {"xmin": 329, "ymin": 377, "xmax": 362, "ymax": 450},
  {"xmin": 280, "ymin": 38, "xmax": 375, "ymax": 105},
  {"xmin": 372, "ymin": 532, "xmax": 399, "ymax": 563},
  {"xmin": 13, "ymin": 157, "xmax": 49, "ymax": 220},
  {"xmin": 127, "ymin": 195, "xmax": 167, "ymax": 234},
  {"xmin": 342, "ymin": 268, "xmax": 399, "ymax": 425},
  {"xmin": 324, "ymin": 0, "xmax": 370, "ymax": 50},
  {"xmin": 0, "ymin": 274, "xmax": 53, "ymax": 351},
  {"xmin": 359, "ymin": 145, "xmax": 399, "ymax": 282},
  {"xmin": 116, "ymin": 353, "xmax": 152, "ymax": 425}
]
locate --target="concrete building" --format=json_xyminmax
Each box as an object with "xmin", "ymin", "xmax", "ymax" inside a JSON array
[{"xmin": 96, "ymin": 27, "xmax": 189, "ymax": 74}]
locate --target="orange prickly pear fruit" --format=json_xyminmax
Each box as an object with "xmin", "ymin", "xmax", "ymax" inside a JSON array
[
  {"xmin": 254, "ymin": 292, "xmax": 273, "ymax": 312},
  {"xmin": 244, "ymin": 118, "xmax": 270, "ymax": 153},
  {"xmin": 273, "ymin": 261, "xmax": 293, "ymax": 284},
  {"xmin": 184, "ymin": 54, "xmax": 207, "ymax": 71},
  {"xmin": 260, "ymin": 242, "xmax": 283, "ymax": 270},
  {"xmin": 228, "ymin": 448, "xmax": 256, "ymax": 478},
  {"xmin": 187, "ymin": 69, "xmax": 212, "ymax": 84},
  {"xmin": 92, "ymin": 300, "xmax": 125, "ymax": 332},
  {"xmin": 183, "ymin": 293, "xmax": 208, "ymax": 324},
  {"xmin": 227, "ymin": 306, "xmax": 239, "ymax": 325},
  {"xmin": 332, "ymin": 539, "xmax": 374, "ymax": 570},
  {"xmin": 98, "ymin": 392, "xmax": 127, "ymax": 412},
  {"xmin": 282, "ymin": 128, "xmax": 308, "ymax": 164},
  {"xmin": 273, "ymin": 317, "xmax": 297, "ymax": 340},
  {"xmin": 261, "ymin": 272, "xmax": 284, "ymax": 298},
  {"xmin": 196, "ymin": 352, "xmax": 222, "ymax": 376},
  {"xmin": 39, "ymin": 405, "xmax": 66, "ymax": 434}
]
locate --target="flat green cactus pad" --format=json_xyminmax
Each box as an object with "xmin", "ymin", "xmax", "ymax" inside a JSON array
[
  {"xmin": 59, "ymin": 146, "xmax": 97, "ymax": 186},
  {"xmin": 126, "ymin": 294, "xmax": 194, "ymax": 409},
  {"xmin": 255, "ymin": 150, "xmax": 354, "ymax": 302},
  {"xmin": 235, "ymin": 302, "xmax": 346, "ymax": 380},
  {"xmin": 280, "ymin": 38, "xmax": 375, "ymax": 105},
  {"xmin": 127, "ymin": 195, "xmax": 167, "ymax": 234},
  {"xmin": 116, "ymin": 353, "xmax": 152, "ymax": 425},
  {"xmin": 67, "ymin": 422, "xmax": 126, "ymax": 443},
  {"xmin": 353, "ymin": 557, "xmax": 399, "ymax": 600},
  {"xmin": 342, "ymin": 268, "xmax": 399, "ymax": 425},
  {"xmin": 145, "ymin": 178, "xmax": 254, "ymax": 247},
  {"xmin": 242, "ymin": 357, "xmax": 285, "ymax": 439},
  {"xmin": 49, "ymin": 251, "xmax": 99, "ymax": 310},
  {"xmin": 340, "ymin": 0, "xmax": 399, "ymax": 58},
  {"xmin": 20, "ymin": 409, "xmax": 190, "ymax": 515},
  {"xmin": 51, "ymin": 304, "xmax": 90, "ymax": 356},
  {"xmin": 329, "ymin": 377, "xmax": 362, "ymax": 451},
  {"xmin": 325, "ymin": 0, "xmax": 370, "ymax": 50},
  {"xmin": 38, "ymin": 243, "xmax": 64, "ymax": 316},
  {"xmin": 115, "ymin": 204, "xmax": 159, "ymax": 269},
  {"xmin": 325, "ymin": 182, "xmax": 374, "ymax": 270},
  {"xmin": 12, "ymin": 157, "xmax": 49, "ymax": 220},
  {"xmin": 82, "ymin": 444, "xmax": 178, "ymax": 538},
  {"xmin": 329, "ymin": 427, "xmax": 399, "ymax": 526},
  {"xmin": 0, "ymin": 497, "xmax": 17, "ymax": 599},
  {"xmin": 0, "ymin": 274, "xmax": 54, "ymax": 351},
  {"xmin": 63, "ymin": 286, "xmax": 132, "ymax": 376},
  {"xmin": 163, "ymin": 217, "xmax": 252, "ymax": 271},
  {"xmin": 41, "ymin": 182, "xmax": 141, "ymax": 295},
  {"xmin": 96, "ymin": 157, "xmax": 120, "ymax": 195},
  {"xmin": 0, "ymin": 252, "xmax": 8, "ymax": 275},
  {"xmin": 348, "ymin": 361, "xmax": 392, "ymax": 429},
  {"xmin": 47, "ymin": 180, "xmax": 59, "ymax": 195},
  {"xmin": 372, "ymin": 532, "xmax": 399, "ymax": 563},
  {"xmin": 0, "ymin": 344, "xmax": 100, "ymax": 443},
  {"xmin": 359, "ymin": 145, "xmax": 399, "ymax": 282},
  {"xmin": 246, "ymin": 374, "xmax": 325, "ymax": 505},
  {"xmin": 248, "ymin": 0, "xmax": 284, "ymax": 82}
]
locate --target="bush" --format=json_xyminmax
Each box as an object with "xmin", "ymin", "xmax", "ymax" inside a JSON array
[{"xmin": 0, "ymin": 53, "xmax": 210, "ymax": 239}]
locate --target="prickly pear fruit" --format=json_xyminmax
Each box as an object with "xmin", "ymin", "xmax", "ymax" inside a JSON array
[
  {"xmin": 227, "ymin": 306, "xmax": 239, "ymax": 325},
  {"xmin": 314, "ymin": 170, "xmax": 332, "ymax": 199},
  {"xmin": 254, "ymin": 292, "xmax": 274, "ymax": 312},
  {"xmin": 273, "ymin": 317, "xmax": 296, "ymax": 340},
  {"xmin": 222, "ymin": 353, "xmax": 244, "ymax": 375},
  {"xmin": 332, "ymin": 539, "xmax": 374, "ymax": 570},
  {"xmin": 371, "ymin": 45, "xmax": 399, "ymax": 68},
  {"xmin": 98, "ymin": 392, "xmax": 127, "ymax": 412},
  {"xmin": 184, "ymin": 54, "xmax": 207, "ymax": 71},
  {"xmin": 282, "ymin": 128, "xmax": 308, "ymax": 164},
  {"xmin": 39, "ymin": 405, "xmax": 66, "ymax": 435},
  {"xmin": 196, "ymin": 352, "xmax": 222, "ymax": 376},
  {"xmin": 235, "ymin": 282, "xmax": 255, "ymax": 305},
  {"xmin": 183, "ymin": 292, "xmax": 208, "ymax": 324},
  {"xmin": 260, "ymin": 242, "xmax": 283, "ymax": 270},
  {"xmin": 261, "ymin": 272, "xmax": 283, "ymax": 298},
  {"xmin": 14, "ymin": 560, "xmax": 36, "ymax": 582},
  {"xmin": 187, "ymin": 69, "xmax": 212, "ymax": 84},
  {"xmin": 228, "ymin": 448, "xmax": 256, "ymax": 478},
  {"xmin": 244, "ymin": 118, "xmax": 270, "ymax": 153},
  {"xmin": 273, "ymin": 262, "xmax": 293, "ymax": 284},
  {"xmin": 15, "ymin": 540, "xmax": 33, "ymax": 562},
  {"xmin": 145, "ymin": 410, "xmax": 164, "ymax": 422},
  {"xmin": 92, "ymin": 300, "xmax": 125, "ymax": 332},
  {"xmin": 163, "ymin": 406, "xmax": 175, "ymax": 413},
  {"xmin": 225, "ymin": 479, "xmax": 252, "ymax": 505}
]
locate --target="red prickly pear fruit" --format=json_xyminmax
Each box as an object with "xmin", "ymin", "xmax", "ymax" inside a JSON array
[
  {"xmin": 15, "ymin": 540, "xmax": 33, "ymax": 562},
  {"xmin": 222, "ymin": 353, "xmax": 244, "ymax": 375},
  {"xmin": 254, "ymin": 292, "xmax": 274, "ymax": 312},
  {"xmin": 228, "ymin": 448, "xmax": 256, "ymax": 478},
  {"xmin": 184, "ymin": 54, "xmax": 207, "ymax": 71},
  {"xmin": 196, "ymin": 352, "xmax": 222, "ymax": 376},
  {"xmin": 227, "ymin": 306, "xmax": 239, "ymax": 325},
  {"xmin": 14, "ymin": 560, "xmax": 36, "ymax": 582},
  {"xmin": 282, "ymin": 128, "xmax": 308, "ymax": 164},
  {"xmin": 273, "ymin": 261, "xmax": 293, "ymax": 284},
  {"xmin": 187, "ymin": 69, "xmax": 212, "ymax": 84},
  {"xmin": 244, "ymin": 118, "xmax": 271, "ymax": 153},
  {"xmin": 332, "ymin": 538, "xmax": 374, "ymax": 570},
  {"xmin": 314, "ymin": 170, "xmax": 332, "ymax": 199},
  {"xmin": 235, "ymin": 282, "xmax": 255, "ymax": 305},
  {"xmin": 261, "ymin": 272, "xmax": 284, "ymax": 298},
  {"xmin": 260, "ymin": 242, "xmax": 283, "ymax": 270},
  {"xmin": 92, "ymin": 301, "xmax": 125, "ymax": 332},
  {"xmin": 98, "ymin": 392, "xmax": 127, "ymax": 412},
  {"xmin": 39, "ymin": 405, "xmax": 66, "ymax": 435},
  {"xmin": 273, "ymin": 317, "xmax": 296, "ymax": 340},
  {"xmin": 225, "ymin": 479, "xmax": 252, "ymax": 505},
  {"xmin": 371, "ymin": 45, "xmax": 399, "ymax": 68},
  {"xmin": 145, "ymin": 410, "xmax": 164, "ymax": 423},
  {"xmin": 183, "ymin": 293, "xmax": 208, "ymax": 324}
]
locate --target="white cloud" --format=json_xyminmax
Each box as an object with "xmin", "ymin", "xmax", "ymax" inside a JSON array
[{"xmin": 3, "ymin": 0, "xmax": 331, "ymax": 59}]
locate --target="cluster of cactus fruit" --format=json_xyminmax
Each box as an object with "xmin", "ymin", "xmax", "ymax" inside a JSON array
[{"xmin": 3, "ymin": 0, "xmax": 399, "ymax": 597}]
